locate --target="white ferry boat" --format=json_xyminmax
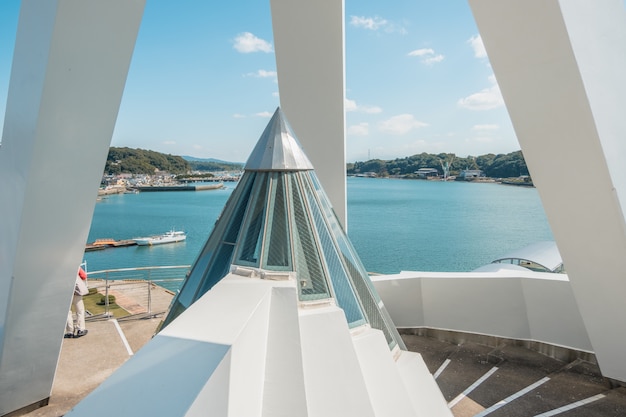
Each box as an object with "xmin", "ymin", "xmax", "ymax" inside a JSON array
[{"xmin": 132, "ymin": 230, "xmax": 186, "ymax": 246}]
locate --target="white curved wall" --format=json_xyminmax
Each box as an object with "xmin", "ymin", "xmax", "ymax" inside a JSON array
[{"xmin": 372, "ymin": 271, "xmax": 593, "ymax": 353}]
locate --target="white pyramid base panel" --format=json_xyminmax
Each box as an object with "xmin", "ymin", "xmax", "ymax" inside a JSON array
[
  {"xmin": 67, "ymin": 275, "xmax": 451, "ymax": 416},
  {"xmin": 353, "ymin": 328, "xmax": 427, "ymax": 417},
  {"xmin": 396, "ymin": 351, "xmax": 453, "ymax": 417},
  {"xmin": 299, "ymin": 305, "xmax": 376, "ymax": 417}
]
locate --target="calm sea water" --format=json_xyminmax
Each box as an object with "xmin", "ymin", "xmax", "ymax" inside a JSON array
[{"xmin": 84, "ymin": 177, "xmax": 553, "ymax": 275}]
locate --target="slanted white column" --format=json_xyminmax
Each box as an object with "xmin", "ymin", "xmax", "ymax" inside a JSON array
[
  {"xmin": 469, "ymin": 0, "xmax": 626, "ymax": 382},
  {"xmin": 0, "ymin": 1, "xmax": 144, "ymax": 414},
  {"xmin": 270, "ymin": 0, "xmax": 348, "ymax": 229}
]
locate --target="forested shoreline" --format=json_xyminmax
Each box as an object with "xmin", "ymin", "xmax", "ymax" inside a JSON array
[
  {"xmin": 347, "ymin": 150, "xmax": 528, "ymax": 179},
  {"xmin": 104, "ymin": 147, "xmax": 243, "ymax": 175},
  {"xmin": 104, "ymin": 147, "xmax": 528, "ymax": 179}
]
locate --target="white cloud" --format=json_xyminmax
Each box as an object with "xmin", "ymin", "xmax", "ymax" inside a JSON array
[
  {"xmin": 163, "ymin": 140, "xmax": 176, "ymax": 145},
  {"xmin": 348, "ymin": 123, "xmax": 369, "ymax": 136},
  {"xmin": 345, "ymin": 98, "xmax": 357, "ymax": 112},
  {"xmin": 466, "ymin": 136, "xmax": 495, "ymax": 144},
  {"xmin": 255, "ymin": 111, "xmax": 273, "ymax": 118},
  {"xmin": 233, "ymin": 32, "xmax": 273, "ymax": 53},
  {"xmin": 378, "ymin": 114, "xmax": 429, "ymax": 135},
  {"xmin": 472, "ymin": 124, "xmax": 499, "ymax": 131},
  {"xmin": 349, "ymin": 15, "xmax": 406, "ymax": 34},
  {"xmin": 362, "ymin": 105, "xmax": 383, "ymax": 114},
  {"xmin": 350, "ymin": 15, "xmax": 388, "ymax": 30},
  {"xmin": 468, "ymin": 34, "xmax": 487, "ymax": 59},
  {"xmin": 233, "ymin": 113, "xmax": 246, "ymax": 119},
  {"xmin": 408, "ymin": 48, "xmax": 444, "ymax": 65},
  {"xmin": 466, "ymin": 122, "xmax": 500, "ymax": 147},
  {"xmin": 423, "ymin": 55, "xmax": 444, "ymax": 65},
  {"xmin": 457, "ymin": 75, "xmax": 504, "ymax": 110},
  {"xmin": 272, "ymin": 91, "xmax": 279, "ymax": 97},
  {"xmin": 407, "ymin": 48, "xmax": 434, "ymax": 57},
  {"xmin": 245, "ymin": 69, "xmax": 277, "ymax": 78},
  {"xmin": 345, "ymin": 98, "xmax": 382, "ymax": 114}
]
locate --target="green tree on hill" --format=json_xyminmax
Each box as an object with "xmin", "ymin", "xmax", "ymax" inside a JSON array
[
  {"xmin": 347, "ymin": 150, "xmax": 528, "ymax": 178},
  {"xmin": 104, "ymin": 147, "xmax": 190, "ymax": 175}
]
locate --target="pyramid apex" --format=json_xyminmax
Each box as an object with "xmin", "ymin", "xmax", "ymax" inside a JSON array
[{"xmin": 245, "ymin": 107, "xmax": 314, "ymax": 171}]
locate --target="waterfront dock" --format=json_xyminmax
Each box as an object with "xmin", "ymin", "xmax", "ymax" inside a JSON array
[
  {"xmin": 131, "ymin": 183, "xmax": 224, "ymax": 192},
  {"xmin": 84, "ymin": 239, "xmax": 137, "ymax": 252}
]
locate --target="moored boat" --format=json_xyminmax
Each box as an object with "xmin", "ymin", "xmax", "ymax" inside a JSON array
[{"xmin": 132, "ymin": 230, "xmax": 186, "ymax": 246}]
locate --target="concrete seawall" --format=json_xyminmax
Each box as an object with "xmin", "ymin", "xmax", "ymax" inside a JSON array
[{"xmin": 133, "ymin": 183, "xmax": 224, "ymax": 192}]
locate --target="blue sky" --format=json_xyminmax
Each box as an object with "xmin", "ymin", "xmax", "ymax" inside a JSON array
[{"xmin": 0, "ymin": 0, "xmax": 519, "ymax": 163}]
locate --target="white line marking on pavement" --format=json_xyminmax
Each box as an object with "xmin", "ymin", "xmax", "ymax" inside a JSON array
[
  {"xmin": 111, "ymin": 318, "xmax": 134, "ymax": 356},
  {"xmin": 474, "ymin": 376, "xmax": 551, "ymax": 416},
  {"xmin": 533, "ymin": 393, "xmax": 606, "ymax": 416},
  {"xmin": 434, "ymin": 359, "xmax": 451, "ymax": 380},
  {"xmin": 448, "ymin": 366, "xmax": 499, "ymax": 409}
]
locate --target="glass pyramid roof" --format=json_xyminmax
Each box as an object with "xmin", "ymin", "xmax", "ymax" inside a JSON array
[{"xmin": 162, "ymin": 108, "xmax": 405, "ymax": 350}]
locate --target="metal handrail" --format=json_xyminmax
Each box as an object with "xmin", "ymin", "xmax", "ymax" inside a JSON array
[
  {"xmin": 84, "ymin": 265, "xmax": 190, "ymax": 318},
  {"xmin": 87, "ymin": 265, "xmax": 191, "ymax": 275}
]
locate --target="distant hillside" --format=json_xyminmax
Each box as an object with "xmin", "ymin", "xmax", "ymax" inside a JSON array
[
  {"xmin": 104, "ymin": 147, "xmax": 189, "ymax": 175},
  {"xmin": 103, "ymin": 147, "xmax": 527, "ymax": 178},
  {"xmin": 103, "ymin": 148, "xmax": 243, "ymax": 175},
  {"xmin": 182, "ymin": 155, "xmax": 244, "ymax": 172},
  {"xmin": 347, "ymin": 150, "xmax": 529, "ymax": 179},
  {"xmin": 181, "ymin": 155, "xmax": 241, "ymax": 164}
]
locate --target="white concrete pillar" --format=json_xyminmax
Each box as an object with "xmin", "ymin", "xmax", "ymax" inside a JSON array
[
  {"xmin": 469, "ymin": 0, "xmax": 626, "ymax": 382},
  {"xmin": 0, "ymin": 1, "xmax": 144, "ymax": 414},
  {"xmin": 270, "ymin": 0, "xmax": 348, "ymax": 229}
]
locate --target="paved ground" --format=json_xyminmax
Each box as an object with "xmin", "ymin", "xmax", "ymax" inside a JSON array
[
  {"xmin": 402, "ymin": 333, "xmax": 626, "ymax": 417},
  {"xmin": 19, "ymin": 282, "xmax": 175, "ymax": 417},
  {"xmin": 15, "ymin": 285, "xmax": 626, "ymax": 417}
]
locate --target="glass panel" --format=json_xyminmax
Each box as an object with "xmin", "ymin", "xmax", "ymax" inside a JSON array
[
  {"xmin": 302, "ymin": 174, "xmax": 365, "ymax": 327},
  {"xmin": 236, "ymin": 173, "xmax": 269, "ymax": 267},
  {"xmin": 224, "ymin": 172, "xmax": 257, "ymax": 244},
  {"xmin": 264, "ymin": 173, "xmax": 292, "ymax": 270},
  {"xmin": 162, "ymin": 173, "xmax": 257, "ymax": 328},
  {"xmin": 174, "ymin": 172, "xmax": 255, "ymax": 309},
  {"xmin": 196, "ymin": 243, "xmax": 235, "ymax": 297},
  {"xmin": 311, "ymin": 171, "xmax": 405, "ymax": 350},
  {"xmin": 290, "ymin": 175, "xmax": 330, "ymax": 300},
  {"xmin": 337, "ymin": 240, "xmax": 397, "ymax": 349}
]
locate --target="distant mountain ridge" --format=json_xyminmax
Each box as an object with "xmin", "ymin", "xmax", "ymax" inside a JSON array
[
  {"xmin": 182, "ymin": 155, "xmax": 244, "ymax": 172},
  {"xmin": 181, "ymin": 155, "xmax": 244, "ymax": 165},
  {"xmin": 104, "ymin": 147, "xmax": 243, "ymax": 175},
  {"xmin": 104, "ymin": 147, "xmax": 526, "ymax": 178}
]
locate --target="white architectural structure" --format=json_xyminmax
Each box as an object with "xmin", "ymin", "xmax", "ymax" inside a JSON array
[
  {"xmin": 66, "ymin": 108, "xmax": 452, "ymax": 417},
  {"xmin": 2, "ymin": 0, "xmax": 626, "ymax": 415},
  {"xmin": 270, "ymin": 0, "xmax": 347, "ymax": 229},
  {"xmin": 469, "ymin": 0, "xmax": 626, "ymax": 382},
  {"xmin": 0, "ymin": 1, "xmax": 144, "ymax": 415},
  {"xmin": 373, "ymin": 269, "xmax": 593, "ymax": 357}
]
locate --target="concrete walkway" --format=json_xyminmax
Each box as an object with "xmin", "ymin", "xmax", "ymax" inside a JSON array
[{"xmin": 21, "ymin": 286, "xmax": 174, "ymax": 417}]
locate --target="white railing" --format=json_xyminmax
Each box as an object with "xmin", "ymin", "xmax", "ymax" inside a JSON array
[{"xmin": 371, "ymin": 269, "xmax": 594, "ymax": 355}]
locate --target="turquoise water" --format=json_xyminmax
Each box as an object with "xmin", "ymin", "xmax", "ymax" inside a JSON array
[
  {"xmin": 84, "ymin": 177, "xmax": 553, "ymax": 274},
  {"xmin": 347, "ymin": 178, "xmax": 552, "ymax": 273}
]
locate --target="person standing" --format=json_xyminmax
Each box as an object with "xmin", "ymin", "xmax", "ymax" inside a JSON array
[{"xmin": 65, "ymin": 266, "xmax": 89, "ymax": 338}]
